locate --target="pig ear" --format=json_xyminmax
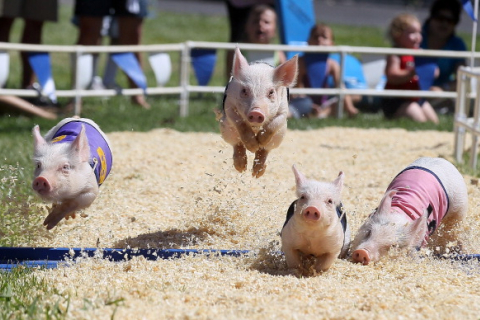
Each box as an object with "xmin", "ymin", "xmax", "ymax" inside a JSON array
[
  {"xmin": 406, "ymin": 210, "xmax": 428, "ymax": 247},
  {"xmin": 292, "ymin": 164, "xmax": 307, "ymax": 188},
  {"xmin": 332, "ymin": 171, "xmax": 344, "ymax": 193},
  {"xmin": 232, "ymin": 47, "xmax": 249, "ymax": 78},
  {"xmin": 273, "ymin": 55, "xmax": 298, "ymax": 87},
  {"xmin": 377, "ymin": 190, "xmax": 397, "ymax": 215},
  {"xmin": 32, "ymin": 125, "xmax": 47, "ymax": 151},
  {"xmin": 71, "ymin": 125, "xmax": 90, "ymax": 162}
]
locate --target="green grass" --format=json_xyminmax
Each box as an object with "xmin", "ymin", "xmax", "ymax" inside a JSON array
[{"xmin": 0, "ymin": 3, "xmax": 478, "ymax": 316}]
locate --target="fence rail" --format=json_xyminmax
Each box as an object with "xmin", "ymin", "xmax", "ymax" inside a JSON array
[{"xmin": 0, "ymin": 41, "xmax": 477, "ymax": 117}]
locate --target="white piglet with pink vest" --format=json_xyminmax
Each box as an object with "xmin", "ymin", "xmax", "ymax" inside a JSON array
[
  {"xmin": 350, "ymin": 157, "xmax": 468, "ymax": 265},
  {"xmin": 32, "ymin": 118, "xmax": 113, "ymax": 230},
  {"xmin": 218, "ymin": 47, "xmax": 298, "ymax": 178}
]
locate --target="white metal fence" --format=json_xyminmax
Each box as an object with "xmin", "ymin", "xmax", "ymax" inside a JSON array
[
  {"xmin": 454, "ymin": 66, "xmax": 480, "ymax": 170},
  {"xmin": 0, "ymin": 41, "xmax": 478, "ymax": 117}
]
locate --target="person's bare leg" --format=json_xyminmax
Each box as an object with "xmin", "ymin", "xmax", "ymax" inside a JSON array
[
  {"xmin": 118, "ymin": 16, "xmax": 150, "ymax": 109},
  {"xmin": 420, "ymin": 100, "xmax": 439, "ymax": 124},
  {"xmin": 65, "ymin": 17, "xmax": 103, "ymax": 112},
  {"xmin": 21, "ymin": 19, "xmax": 44, "ymax": 88},
  {"xmin": 77, "ymin": 17, "xmax": 103, "ymax": 45},
  {"xmin": 343, "ymin": 95, "xmax": 359, "ymax": 117},
  {"xmin": 396, "ymin": 102, "xmax": 428, "ymax": 122}
]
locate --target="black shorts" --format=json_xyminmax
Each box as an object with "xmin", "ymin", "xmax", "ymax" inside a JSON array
[
  {"xmin": 381, "ymin": 97, "xmax": 425, "ymax": 119},
  {"xmin": 75, "ymin": 0, "xmax": 149, "ymax": 18}
]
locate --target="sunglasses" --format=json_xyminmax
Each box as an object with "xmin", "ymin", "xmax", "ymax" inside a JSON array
[{"xmin": 432, "ymin": 14, "xmax": 456, "ymax": 24}]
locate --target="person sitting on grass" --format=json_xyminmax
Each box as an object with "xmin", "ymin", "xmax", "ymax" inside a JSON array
[
  {"xmin": 288, "ymin": 23, "xmax": 359, "ymax": 119},
  {"xmin": 382, "ymin": 13, "xmax": 439, "ymax": 124}
]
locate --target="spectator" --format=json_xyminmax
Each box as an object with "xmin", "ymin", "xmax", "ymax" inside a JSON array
[
  {"xmin": 289, "ymin": 23, "xmax": 359, "ymax": 119},
  {"xmin": 421, "ymin": 0, "xmax": 466, "ymax": 92},
  {"xmin": 382, "ymin": 13, "xmax": 439, "ymax": 124},
  {"xmin": 241, "ymin": 4, "xmax": 286, "ymax": 66},
  {"xmin": 224, "ymin": 0, "xmax": 275, "ymax": 80},
  {"xmin": 0, "ymin": 0, "xmax": 58, "ymax": 89},
  {"xmin": 73, "ymin": 0, "xmax": 150, "ymax": 109}
]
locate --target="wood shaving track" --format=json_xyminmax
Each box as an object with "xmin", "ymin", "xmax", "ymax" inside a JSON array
[{"xmin": 32, "ymin": 127, "xmax": 480, "ymax": 319}]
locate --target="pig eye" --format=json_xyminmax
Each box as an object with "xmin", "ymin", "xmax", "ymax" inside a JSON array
[
  {"xmin": 36, "ymin": 162, "xmax": 41, "ymax": 169},
  {"xmin": 327, "ymin": 199, "xmax": 333, "ymax": 204},
  {"xmin": 62, "ymin": 164, "xmax": 71, "ymax": 171},
  {"xmin": 300, "ymin": 195, "xmax": 306, "ymax": 200},
  {"xmin": 365, "ymin": 230, "xmax": 372, "ymax": 238},
  {"xmin": 241, "ymin": 88, "xmax": 248, "ymax": 96},
  {"xmin": 268, "ymin": 89, "xmax": 275, "ymax": 98}
]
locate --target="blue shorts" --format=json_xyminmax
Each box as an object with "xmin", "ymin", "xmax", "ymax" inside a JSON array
[{"xmin": 75, "ymin": 0, "xmax": 149, "ymax": 18}]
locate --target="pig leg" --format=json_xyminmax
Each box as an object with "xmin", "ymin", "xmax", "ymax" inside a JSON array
[
  {"xmin": 44, "ymin": 200, "xmax": 80, "ymax": 230},
  {"xmin": 44, "ymin": 192, "xmax": 96, "ymax": 229},
  {"xmin": 252, "ymin": 148, "xmax": 269, "ymax": 178},
  {"xmin": 237, "ymin": 122, "xmax": 259, "ymax": 153},
  {"xmin": 283, "ymin": 248, "xmax": 302, "ymax": 270},
  {"xmin": 314, "ymin": 252, "xmax": 338, "ymax": 272},
  {"xmin": 257, "ymin": 114, "xmax": 287, "ymax": 148},
  {"xmin": 430, "ymin": 211, "xmax": 466, "ymax": 254},
  {"xmin": 233, "ymin": 143, "xmax": 247, "ymax": 173}
]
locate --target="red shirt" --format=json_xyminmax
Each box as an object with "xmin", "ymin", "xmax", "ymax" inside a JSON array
[{"xmin": 385, "ymin": 55, "xmax": 419, "ymax": 93}]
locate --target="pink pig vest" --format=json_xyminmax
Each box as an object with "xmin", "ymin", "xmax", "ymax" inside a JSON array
[
  {"xmin": 50, "ymin": 120, "xmax": 113, "ymax": 186},
  {"xmin": 387, "ymin": 166, "xmax": 449, "ymax": 245}
]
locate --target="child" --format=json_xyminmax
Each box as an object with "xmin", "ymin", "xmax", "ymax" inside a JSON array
[
  {"xmin": 289, "ymin": 23, "xmax": 359, "ymax": 118},
  {"xmin": 382, "ymin": 13, "xmax": 439, "ymax": 124}
]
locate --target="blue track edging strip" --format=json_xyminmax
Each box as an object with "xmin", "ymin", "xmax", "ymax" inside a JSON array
[
  {"xmin": 0, "ymin": 247, "xmax": 252, "ymax": 270},
  {"xmin": 1, "ymin": 247, "xmax": 479, "ymax": 270}
]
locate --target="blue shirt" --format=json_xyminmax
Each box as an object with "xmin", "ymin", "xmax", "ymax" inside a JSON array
[
  {"xmin": 327, "ymin": 53, "xmax": 368, "ymax": 89},
  {"xmin": 421, "ymin": 23, "xmax": 467, "ymax": 88}
]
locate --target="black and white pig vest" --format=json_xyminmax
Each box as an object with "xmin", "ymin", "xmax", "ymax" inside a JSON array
[{"xmin": 282, "ymin": 200, "xmax": 349, "ymax": 252}]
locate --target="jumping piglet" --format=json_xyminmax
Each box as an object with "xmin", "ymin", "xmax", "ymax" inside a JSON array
[
  {"xmin": 350, "ymin": 157, "xmax": 468, "ymax": 265},
  {"xmin": 32, "ymin": 118, "xmax": 113, "ymax": 230},
  {"xmin": 218, "ymin": 47, "xmax": 298, "ymax": 178},
  {"xmin": 281, "ymin": 165, "xmax": 351, "ymax": 273}
]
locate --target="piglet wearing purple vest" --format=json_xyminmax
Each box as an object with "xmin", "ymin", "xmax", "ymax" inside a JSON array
[{"xmin": 32, "ymin": 118, "xmax": 113, "ymax": 230}]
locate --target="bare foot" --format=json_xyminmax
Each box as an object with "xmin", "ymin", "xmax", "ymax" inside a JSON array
[{"xmin": 132, "ymin": 95, "xmax": 151, "ymax": 109}]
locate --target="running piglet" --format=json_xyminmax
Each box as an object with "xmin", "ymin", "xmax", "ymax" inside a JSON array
[
  {"xmin": 281, "ymin": 165, "xmax": 350, "ymax": 273},
  {"xmin": 350, "ymin": 157, "xmax": 468, "ymax": 265},
  {"xmin": 32, "ymin": 118, "xmax": 113, "ymax": 230},
  {"xmin": 218, "ymin": 47, "xmax": 298, "ymax": 178}
]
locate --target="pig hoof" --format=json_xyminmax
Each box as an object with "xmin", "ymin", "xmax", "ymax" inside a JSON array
[
  {"xmin": 234, "ymin": 159, "xmax": 247, "ymax": 172},
  {"xmin": 252, "ymin": 164, "xmax": 266, "ymax": 178}
]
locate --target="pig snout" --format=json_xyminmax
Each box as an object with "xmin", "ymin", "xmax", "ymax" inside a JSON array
[
  {"xmin": 247, "ymin": 109, "xmax": 265, "ymax": 124},
  {"xmin": 303, "ymin": 206, "xmax": 321, "ymax": 221},
  {"xmin": 32, "ymin": 176, "xmax": 52, "ymax": 195},
  {"xmin": 352, "ymin": 249, "xmax": 371, "ymax": 265}
]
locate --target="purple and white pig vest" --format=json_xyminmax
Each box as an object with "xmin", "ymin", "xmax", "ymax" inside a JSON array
[
  {"xmin": 50, "ymin": 120, "xmax": 113, "ymax": 186},
  {"xmin": 387, "ymin": 166, "xmax": 449, "ymax": 245}
]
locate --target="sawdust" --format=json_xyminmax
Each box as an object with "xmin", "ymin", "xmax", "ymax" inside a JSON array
[{"xmin": 27, "ymin": 127, "xmax": 480, "ymax": 319}]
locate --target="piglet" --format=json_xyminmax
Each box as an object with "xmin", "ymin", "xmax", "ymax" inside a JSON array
[
  {"xmin": 218, "ymin": 47, "xmax": 298, "ymax": 178},
  {"xmin": 350, "ymin": 157, "xmax": 468, "ymax": 265},
  {"xmin": 32, "ymin": 118, "xmax": 113, "ymax": 230},
  {"xmin": 281, "ymin": 165, "xmax": 351, "ymax": 273}
]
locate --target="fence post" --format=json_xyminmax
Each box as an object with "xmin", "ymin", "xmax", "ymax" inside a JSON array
[
  {"xmin": 336, "ymin": 50, "xmax": 345, "ymax": 119},
  {"xmin": 73, "ymin": 48, "xmax": 82, "ymax": 116},
  {"xmin": 454, "ymin": 68, "xmax": 467, "ymax": 163},
  {"xmin": 179, "ymin": 42, "xmax": 190, "ymax": 117},
  {"xmin": 470, "ymin": 74, "xmax": 480, "ymax": 170}
]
